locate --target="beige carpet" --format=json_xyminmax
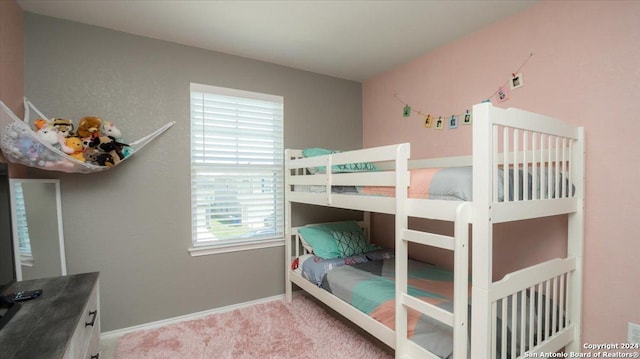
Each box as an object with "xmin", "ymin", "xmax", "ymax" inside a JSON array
[{"xmin": 115, "ymin": 294, "xmax": 393, "ymax": 358}]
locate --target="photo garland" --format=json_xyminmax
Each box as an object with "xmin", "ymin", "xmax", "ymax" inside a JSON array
[{"xmin": 396, "ymin": 53, "xmax": 533, "ymax": 130}]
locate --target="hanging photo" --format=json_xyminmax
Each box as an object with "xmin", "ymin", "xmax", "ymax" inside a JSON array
[
  {"xmin": 510, "ymin": 72, "xmax": 524, "ymax": 89},
  {"xmin": 448, "ymin": 115, "xmax": 458, "ymax": 129},
  {"xmin": 497, "ymin": 85, "xmax": 510, "ymax": 102},
  {"xmin": 435, "ymin": 117, "xmax": 444, "ymax": 130},
  {"xmin": 463, "ymin": 110, "xmax": 472, "ymax": 125},
  {"xmin": 403, "ymin": 105, "xmax": 411, "ymax": 117},
  {"xmin": 423, "ymin": 114, "xmax": 432, "ymax": 128}
]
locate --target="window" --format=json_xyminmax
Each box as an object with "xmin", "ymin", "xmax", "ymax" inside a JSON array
[
  {"xmin": 189, "ymin": 83, "xmax": 284, "ymax": 255},
  {"xmin": 12, "ymin": 182, "xmax": 33, "ymax": 265}
]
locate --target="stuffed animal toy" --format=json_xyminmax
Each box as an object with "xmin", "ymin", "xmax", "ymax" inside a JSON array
[
  {"xmin": 4, "ymin": 121, "xmax": 51, "ymax": 164},
  {"xmin": 76, "ymin": 116, "xmax": 102, "ymax": 138},
  {"xmin": 101, "ymin": 120, "xmax": 133, "ymax": 158},
  {"xmin": 101, "ymin": 121, "xmax": 122, "ymax": 139},
  {"xmin": 89, "ymin": 135, "xmax": 128, "ymax": 167},
  {"xmin": 83, "ymin": 147, "xmax": 100, "ymax": 165},
  {"xmin": 80, "ymin": 137, "xmax": 93, "ymax": 151},
  {"xmin": 83, "ymin": 147, "xmax": 114, "ymax": 166},
  {"xmin": 65, "ymin": 137, "xmax": 85, "ymax": 162},
  {"xmin": 3, "ymin": 122, "xmax": 30, "ymax": 159},
  {"xmin": 96, "ymin": 153, "xmax": 115, "ymax": 167},
  {"xmin": 52, "ymin": 118, "xmax": 75, "ymax": 138},
  {"xmin": 34, "ymin": 118, "xmax": 49, "ymax": 131},
  {"xmin": 36, "ymin": 126, "xmax": 60, "ymax": 147},
  {"xmin": 57, "ymin": 132, "xmax": 74, "ymax": 154},
  {"xmin": 10, "ymin": 136, "xmax": 35, "ymax": 162},
  {"xmin": 16, "ymin": 137, "xmax": 41, "ymax": 163},
  {"xmin": 26, "ymin": 126, "xmax": 67, "ymax": 166}
]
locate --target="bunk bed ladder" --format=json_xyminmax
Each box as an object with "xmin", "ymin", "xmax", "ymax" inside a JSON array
[{"xmin": 396, "ymin": 203, "xmax": 472, "ymax": 359}]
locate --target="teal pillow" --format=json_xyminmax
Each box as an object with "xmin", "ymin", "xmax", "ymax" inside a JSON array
[
  {"xmin": 302, "ymin": 147, "xmax": 336, "ymax": 157},
  {"xmin": 302, "ymin": 147, "xmax": 377, "ymax": 174},
  {"xmin": 331, "ymin": 230, "xmax": 369, "ymax": 257},
  {"xmin": 297, "ymin": 220, "xmax": 364, "ymax": 259}
]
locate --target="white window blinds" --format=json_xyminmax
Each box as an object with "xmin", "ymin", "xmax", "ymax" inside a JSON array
[
  {"xmin": 190, "ymin": 83, "xmax": 284, "ymax": 249},
  {"xmin": 12, "ymin": 182, "xmax": 32, "ymax": 257}
]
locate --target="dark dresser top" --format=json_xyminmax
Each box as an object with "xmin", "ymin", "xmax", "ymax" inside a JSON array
[{"xmin": 0, "ymin": 272, "xmax": 99, "ymax": 359}]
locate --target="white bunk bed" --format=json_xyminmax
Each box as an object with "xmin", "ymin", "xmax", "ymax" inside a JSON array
[{"xmin": 284, "ymin": 102, "xmax": 585, "ymax": 359}]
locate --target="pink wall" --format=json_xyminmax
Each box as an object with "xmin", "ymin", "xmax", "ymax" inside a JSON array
[
  {"xmin": 363, "ymin": 1, "xmax": 639, "ymax": 346},
  {"xmin": 0, "ymin": 0, "xmax": 26, "ymax": 177}
]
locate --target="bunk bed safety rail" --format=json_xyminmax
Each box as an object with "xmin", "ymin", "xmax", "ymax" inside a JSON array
[
  {"xmin": 489, "ymin": 258, "xmax": 577, "ymax": 359},
  {"xmin": 285, "ymin": 144, "xmax": 410, "ymax": 210},
  {"xmin": 286, "ymin": 144, "xmax": 410, "ymax": 173},
  {"xmin": 479, "ymin": 104, "xmax": 583, "ymax": 223},
  {"xmin": 493, "ymin": 127, "xmax": 577, "ymax": 201},
  {"xmin": 491, "ymin": 106, "xmax": 580, "ymax": 203}
]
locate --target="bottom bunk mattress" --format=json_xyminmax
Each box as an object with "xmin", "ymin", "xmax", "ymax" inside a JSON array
[
  {"xmin": 296, "ymin": 251, "xmax": 558, "ymax": 359},
  {"xmin": 324, "ymin": 257, "xmax": 460, "ymax": 357},
  {"xmin": 297, "ymin": 250, "xmax": 462, "ymax": 358}
]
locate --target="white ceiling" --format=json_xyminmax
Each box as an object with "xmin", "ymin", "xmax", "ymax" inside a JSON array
[{"xmin": 17, "ymin": 0, "xmax": 537, "ymax": 82}]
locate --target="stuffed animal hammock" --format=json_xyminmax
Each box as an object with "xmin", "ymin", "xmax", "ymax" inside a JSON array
[{"xmin": 0, "ymin": 98, "xmax": 174, "ymax": 174}]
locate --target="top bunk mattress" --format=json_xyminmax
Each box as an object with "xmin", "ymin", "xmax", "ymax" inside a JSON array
[{"xmin": 293, "ymin": 166, "xmax": 572, "ymax": 202}]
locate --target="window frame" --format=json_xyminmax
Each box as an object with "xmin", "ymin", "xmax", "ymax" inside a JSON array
[{"xmin": 188, "ymin": 83, "xmax": 285, "ymax": 256}]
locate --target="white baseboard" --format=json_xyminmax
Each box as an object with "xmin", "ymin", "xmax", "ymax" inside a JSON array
[{"xmin": 101, "ymin": 294, "xmax": 285, "ymax": 341}]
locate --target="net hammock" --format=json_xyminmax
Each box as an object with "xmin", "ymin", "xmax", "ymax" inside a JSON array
[{"xmin": 0, "ymin": 98, "xmax": 175, "ymax": 174}]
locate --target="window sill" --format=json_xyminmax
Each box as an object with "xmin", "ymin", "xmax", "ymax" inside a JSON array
[
  {"xmin": 188, "ymin": 238, "xmax": 284, "ymax": 257},
  {"xmin": 20, "ymin": 254, "xmax": 34, "ymax": 267}
]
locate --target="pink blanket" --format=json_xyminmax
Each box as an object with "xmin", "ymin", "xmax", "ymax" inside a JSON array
[{"xmin": 358, "ymin": 168, "xmax": 441, "ymax": 198}]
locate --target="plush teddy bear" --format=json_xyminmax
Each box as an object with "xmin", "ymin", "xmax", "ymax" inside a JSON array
[
  {"xmin": 65, "ymin": 137, "xmax": 85, "ymax": 162},
  {"xmin": 76, "ymin": 116, "xmax": 102, "ymax": 138}
]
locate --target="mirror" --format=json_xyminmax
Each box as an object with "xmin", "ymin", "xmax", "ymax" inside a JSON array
[{"xmin": 9, "ymin": 179, "xmax": 66, "ymax": 281}]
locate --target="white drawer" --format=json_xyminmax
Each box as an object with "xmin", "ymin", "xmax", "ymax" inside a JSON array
[
  {"xmin": 64, "ymin": 279, "xmax": 100, "ymax": 359},
  {"xmin": 85, "ymin": 329, "xmax": 100, "ymax": 359}
]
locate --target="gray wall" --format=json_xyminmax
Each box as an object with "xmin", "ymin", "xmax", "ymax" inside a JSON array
[{"xmin": 24, "ymin": 13, "xmax": 363, "ymax": 332}]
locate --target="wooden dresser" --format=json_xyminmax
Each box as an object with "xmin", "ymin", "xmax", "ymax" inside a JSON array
[{"xmin": 0, "ymin": 272, "xmax": 100, "ymax": 359}]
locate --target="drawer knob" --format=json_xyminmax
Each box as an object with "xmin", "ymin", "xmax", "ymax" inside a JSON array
[
  {"xmin": 85, "ymin": 310, "xmax": 98, "ymax": 327},
  {"xmin": 91, "ymin": 354, "xmax": 100, "ymax": 359}
]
